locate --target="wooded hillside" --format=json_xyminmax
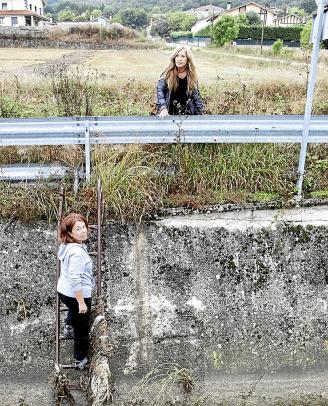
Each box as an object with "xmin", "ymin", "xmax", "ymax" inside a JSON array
[{"xmin": 47, "ymin": 0, "xmax": 317, "ymax": 14}]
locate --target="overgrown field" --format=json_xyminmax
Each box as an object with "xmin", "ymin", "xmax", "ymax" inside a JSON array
[{"xmin": 0, "ymin": 47, "xmax": 328, "ymax": 221}]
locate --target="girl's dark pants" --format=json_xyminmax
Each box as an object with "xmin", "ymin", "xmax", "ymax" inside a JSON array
[{"xmin": 58, "ymin": 292, "xmax": 92, "ymax": 361}]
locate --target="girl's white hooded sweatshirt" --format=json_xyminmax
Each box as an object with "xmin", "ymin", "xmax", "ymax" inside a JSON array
[{"xmin": 57, "ymin": 243, "xmax": 94, "ymax": 298}]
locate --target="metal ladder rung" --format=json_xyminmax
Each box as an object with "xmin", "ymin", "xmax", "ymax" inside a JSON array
[
  {"xmin": 67, "ymin": 383, "xmax": 82, "ymax": 390},
  {"xmin": 59, "ymin": 335, "xmax": 74, "ymax": 340},
  {"xmin": 61, "ymin": 364, "xmax": 77, "ymax": 369},
  {"xmin": 60, "ymin": 306, "xmax": 69, "ymax": 312},
  {"xmin": 89, "ymin": 224, "xmax": 98, "ymax": 230},
  {"xmin": 89, "ymin": 251, "xmax": 98, "ymax": 256}
]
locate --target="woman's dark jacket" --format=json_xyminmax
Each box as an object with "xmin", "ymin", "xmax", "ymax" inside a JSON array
[{"xmin": 156, "ymin": 77, "xmax": 204, "ymax": 115}]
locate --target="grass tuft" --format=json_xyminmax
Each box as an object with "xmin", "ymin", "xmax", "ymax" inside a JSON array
[{"xmin": 120, "ymin": 363, "xmax": 198, "ymax": 405}]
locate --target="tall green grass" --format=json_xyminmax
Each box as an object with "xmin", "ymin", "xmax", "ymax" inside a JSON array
[{"xmin": 90, "ymin": 143, "xmax": 299, "ymax": 220}]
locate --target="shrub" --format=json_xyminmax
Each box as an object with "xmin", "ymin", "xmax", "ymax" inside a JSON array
[
  {"xmin": 0, "ymin": 95, "xmax": 22, "ymax": 118},
  {"xmin": 238, "ymin": 25, "xmax": 303, "ymax": 41},
  {"xmin": 272, "ymin": 39, "xmax": 284, "ymax": 55},
  {"xmin": 49, "ymin": 63, "xmax": 98, "ymax": 116},
  {"xmin": 300, "ymin": 20, "xmax": 312, "ymax": 50},
  {"xmin": 170, "ymin": 31, "xmax": 192, "ymax": 38},
  {"xmin": 194, "ymin": 25, "xmax": 212, "ymax": 37},
  {"xmin": 67, "ymin": 24, "xmax": 137, "ymax": 40}
]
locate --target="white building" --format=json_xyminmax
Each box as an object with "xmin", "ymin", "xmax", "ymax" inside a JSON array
[
  {"xmin": 219, "ymin": 2, "xmax": 276, "ymax": 26},
  {"xmin": 273, "ymin": 14, "xmax": 306, "ymax": 26},
  {"xmin": 90, "ymin": 16, "xmax": 111, "ymax": 26},
  {"xmin": 0, "ymin": 0, "xmax": 48, "ymax": 27},
  {"xmin": 191, "ymin": 16, "xmax": 213, "ymax": 34},
  {"xmin": 192, "ymin": 1, "xmax": 277, "ymax": 34}
]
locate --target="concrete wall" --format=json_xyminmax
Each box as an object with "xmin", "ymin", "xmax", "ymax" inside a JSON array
[
  {"xmin": 0, "ymin": 221, "xmax": 57, "ymax": 405},
  {"xmin": 2, "ymin": 205, "xmax": 328, "ymax": 404}
]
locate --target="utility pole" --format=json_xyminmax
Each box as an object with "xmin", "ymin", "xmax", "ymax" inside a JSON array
[
  {"xmin": 260, "ymin": 7, "xmax": 268, "ymax": 54},
  {"xmin": 296, "ymin": 0, "xmax": 327, "ymax": 200}
]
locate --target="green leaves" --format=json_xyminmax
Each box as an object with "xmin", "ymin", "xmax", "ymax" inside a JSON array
[{"xmin": 212, "ymin": 16, "xmax": 240, "ymax": 47}]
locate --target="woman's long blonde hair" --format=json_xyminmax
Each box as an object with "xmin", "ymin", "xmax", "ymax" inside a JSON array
[{"xmin": 162, "ymin": 45, "xmax": 198, "ymax": 93}]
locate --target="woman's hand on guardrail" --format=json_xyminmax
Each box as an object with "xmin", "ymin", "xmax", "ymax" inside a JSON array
[{"xmin": 159, "ymin": 108, "xmax": 169, "ymax": 119}]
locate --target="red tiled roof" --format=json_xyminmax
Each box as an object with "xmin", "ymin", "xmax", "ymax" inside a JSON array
[{"xmin": 0, "ymin": 9, "xmax": 49, "ymax": 20}]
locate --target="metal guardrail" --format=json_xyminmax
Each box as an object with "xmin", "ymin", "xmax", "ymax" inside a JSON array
[
  {"xmin": 1, "ymin": 115, "xmax": 328, "ymax": 145},
  {"xmin": 1, "ymin": 115, "xmax": 328, "ymax": 191},
  {"xmin": 0, "ymin": 164, "xmax": 69, "ymax": 181}
]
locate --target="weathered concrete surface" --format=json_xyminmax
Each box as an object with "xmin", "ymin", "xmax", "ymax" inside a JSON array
[
  {"xmin": 2, "ymin": 205, "xmax": 328, "ymax": 404},
  {"xmin": 104, "ymin": 206, "xmax": 328, "ymax": 404},
  {"xmin": 0, "ymin": 221, "xmax": 56, "ymax": 379}
]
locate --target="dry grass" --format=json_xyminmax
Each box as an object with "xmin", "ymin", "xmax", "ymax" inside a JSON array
[
  {"xmin": 0, "ymin": 48, "xmax": 72, "ymax": 77},
  {"xmin": 2, "ymin": 46, "xmax": 327, "ymax": 85},
  {"xmin": 0, "ymin": 145, "xmax": 84, "ymax": 166}
]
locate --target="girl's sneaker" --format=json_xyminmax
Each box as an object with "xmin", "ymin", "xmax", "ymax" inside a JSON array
[{"xmin": 75, "ymin": 357, "xmax": 89, "ymax": 370}]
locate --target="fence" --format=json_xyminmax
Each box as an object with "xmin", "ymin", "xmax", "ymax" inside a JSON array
[
  {"xmin": 1, "ymin": 114, "xmax": 328, "ymax": 196},
  {"xmin": 166, "ymin": 36, "xmax": 211, "ymax": 47},
  {"xmin": 166, "ymin": 37, "xmax": 301, "ymax": 48},
  {"xmin": 235, "ymin": 38, "xmax": 300, "ymax": 47}
]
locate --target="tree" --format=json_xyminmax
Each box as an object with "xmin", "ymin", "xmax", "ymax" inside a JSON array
[
  {"xmin": 103, "ymin": 5, "xmax": 114, "ymax": 18},
  {"xmin": 298, "ymin": 0, "xmax": 316, "ymax": 14},
  {"xmin": 151, "ymin": 19, "xmax": 171, "ymax": 37},
  {"xmin": 289, "ymin": 6, "xmax": 306, "ymax": 16},
  {"xmin": 166, "ymin": 11, "xmax": 197, "ymax": 32},
  {"xmin": 58, "ymin": 7, "xmax": 75, "ymax": 22},
  {"xmin": 245, "ymin": 11, "xmax": 261, "ymax": 25},
  {"xmin": 180, "ymin": 13, "xmax": 197, "ymax": 31},
  {"xmin": 236, "ymin": 14, "xmax": 247, "ymax": 25},
  {"xmin": 120, "ymin": 8, "xmax": 148, "ymax": 27},
  {"xmin": 54, "ymin": 1, "xmax": 85, "ymax": 15},
  {"xmin": 90, "ymin": 9, "xmax": 102, "ymax": 18},
  {"xmin": 212, "ymin": 15, "xmax": 239, "ymax": 47},
  {"xmin": 151, "ymin": 6, "xmax": 161, "ymax": 14},
  {"xmin": 73, "ymin": 15, "xmax": 88, "ymax": 22}
]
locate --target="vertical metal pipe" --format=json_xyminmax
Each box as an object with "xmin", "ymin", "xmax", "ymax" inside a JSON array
[
  {"xmin": 97, "ymin": 178, "xmax": 102, "ymax": 297},
  {"xmin": 260, "ymin": 8, "xmax": 267, "ymax": 54},
  {"xmin": 85, "ymin": 121, "xmax": 91, "ymax": 181},
  {"xmin": 55, "ymin": 187, "xmax": 65, "ymax": 366},
  {"xmin": 296, "ymin": 0, "xmax": 325, "ymax": 199}
]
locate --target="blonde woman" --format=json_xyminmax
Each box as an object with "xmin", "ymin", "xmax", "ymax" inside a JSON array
[{"xmin": 156, "ymin": 45, "xmax": 204, "ymax": 118}]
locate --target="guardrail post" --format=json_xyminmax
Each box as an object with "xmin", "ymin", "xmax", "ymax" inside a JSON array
[
  {"xmin": 85, "ymin": 120, "xmax": 91, "ymax": 181},
  {"xmin": 296, "ymin": 0, "xmax": 325, "ymax": 201}
]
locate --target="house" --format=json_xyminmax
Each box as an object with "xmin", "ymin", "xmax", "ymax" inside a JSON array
[
  {"xmin": 188, "ymin": 4, "xmax": 224, "ymax": 19},
  {"xmin": 220, "ymin": 2, "xmax": 276, "ymax": 25},
  {"xmin": 273, "ymin": 14, "xmax": 306, "ymax": 26},
  {"xmin": 90, "ymin": 16, "xmax": 111, "ymax": 27},
  {"xmin": 0, "ymin": 0, "xmax": 48, "ymax": 26},
  {"xmin": 57, "ymin": 16, "xmax": 113, "ymax": 29},
  {"xmin": 192, "ymin": 1, "xmax": 277, "ymax": 34},
  {"xmin": 192, "ymin": 16, "xmax": 214, "ymax": 34}
]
